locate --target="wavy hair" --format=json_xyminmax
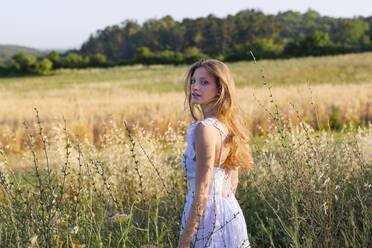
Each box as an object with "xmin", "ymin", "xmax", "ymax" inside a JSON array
[{"xmin": 184, "ymin": 59, "xmax": 254, "ymax": 172}]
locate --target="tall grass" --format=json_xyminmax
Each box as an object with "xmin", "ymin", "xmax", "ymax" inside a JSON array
[
  {"xmin": 0, "ymin": 102, "xmax": 371, "ymax": 247},
  {"xmin": 0, "ymin": 53, "xmax": 371, "ymax": 247}
]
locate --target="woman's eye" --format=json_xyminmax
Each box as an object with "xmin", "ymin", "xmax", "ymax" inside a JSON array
[
  {"xmin": 191, "ymin": 79, "xmax": 196, "ymax": 84},
  {"xmin": 201, "ymin": 80, "xmax": 208, "ymax": 85}
]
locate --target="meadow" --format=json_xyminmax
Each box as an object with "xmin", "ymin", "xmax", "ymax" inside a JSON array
[
  {"xmin": 0, "ymin": 53, "xmax": 371, "ymax": 247},
  {"xmin": 1, "ymin": 52, "xmax": 372, "ymax": 153}
]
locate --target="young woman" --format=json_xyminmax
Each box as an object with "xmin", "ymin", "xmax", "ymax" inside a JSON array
[{"xmin": 178, "ymin": 59, "xmax": 254, "ymax": 247}]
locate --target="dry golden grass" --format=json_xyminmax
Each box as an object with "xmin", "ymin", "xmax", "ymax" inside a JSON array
[
  {"xmin": 2, "ymin": 53, "xmax": 372, "ymax": 153},
  {"xmin": 1, "ymin": 82, "xmax": 372, "ymax": 153}
]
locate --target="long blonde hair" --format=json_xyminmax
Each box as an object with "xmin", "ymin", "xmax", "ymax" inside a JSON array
[{"xmin": 184, "ymin": 59, "xmax": 254, "ymax": 172}]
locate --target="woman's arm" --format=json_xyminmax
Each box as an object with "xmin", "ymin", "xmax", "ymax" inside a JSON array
[{"xmin": 178, "ymin": 123, "xmax": 218, "ymax": 247}]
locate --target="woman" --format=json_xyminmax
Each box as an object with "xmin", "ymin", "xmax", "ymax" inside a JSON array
[{"xmin": 178, "ymin": 59, "xmax": 254, "ymax": 247}]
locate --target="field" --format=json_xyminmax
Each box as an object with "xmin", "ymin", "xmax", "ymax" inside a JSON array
[
  {"xmin": 1, "ymin": 53, "xmax": 372, "ymax": 153},
  {"xmin": 0, "ymin": 53, "xmax": 371, "ymax": 247}
]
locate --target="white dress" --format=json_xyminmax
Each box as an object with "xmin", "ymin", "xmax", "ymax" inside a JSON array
[{"xmin": 180, "ymin": 118, "xmax": 250, "ymax": 247}]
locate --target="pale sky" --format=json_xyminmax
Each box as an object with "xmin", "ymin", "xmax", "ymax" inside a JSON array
[{"xmin": 1, "ymin": 0, "xmax": 371, "ymax": 50}]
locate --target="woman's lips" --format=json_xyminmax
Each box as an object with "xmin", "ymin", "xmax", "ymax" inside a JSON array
[{"xmin": 192, "ymin": 92, "xmax": 200, "ymax": 97}]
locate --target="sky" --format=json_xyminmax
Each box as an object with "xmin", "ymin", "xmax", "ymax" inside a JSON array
[{"xmin": 1, "ymin": 0, "xmax": 372, "ymax": 50}]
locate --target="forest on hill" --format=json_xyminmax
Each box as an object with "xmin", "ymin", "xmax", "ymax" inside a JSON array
[
  {"xmin": 80, "ymin": 9, "xmax": 372, "ymax": 61},
  {"xmin": 0, "ymin": 45, "xmax": 46, "ymax": 62},
  {"xmin": 1, "ymin": 9, "xmax": 372, "ymax": 75}
]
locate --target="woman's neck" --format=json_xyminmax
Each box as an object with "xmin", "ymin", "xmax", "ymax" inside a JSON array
[{"xmin": 201, "ymin": 103, "xmax": 218, "ymax": 119}]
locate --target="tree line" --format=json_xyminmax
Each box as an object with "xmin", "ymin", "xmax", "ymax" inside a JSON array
[{"xmin": 1, "ymin": 9, "xmax": 372, "ymax": 75}]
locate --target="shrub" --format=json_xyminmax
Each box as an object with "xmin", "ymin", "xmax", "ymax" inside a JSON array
[
  {"xmin": 9, "ymin": 52, "xmax": 37, "ymax": 74},
  {"xmin": 88, "ymin": 53, "xmax": 107, "ymax": 67},
  {"xmin": 34, "ymin": 58, "xmax": 53, "ymax": 75},
  {"xmin": 61, "ymin": 53, "xmax": 87, "ymax": 68}
]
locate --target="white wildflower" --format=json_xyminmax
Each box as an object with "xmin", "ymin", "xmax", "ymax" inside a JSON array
[{"xmin": 70, "ymin": 225, "xmax": 79, "ymax": 234}]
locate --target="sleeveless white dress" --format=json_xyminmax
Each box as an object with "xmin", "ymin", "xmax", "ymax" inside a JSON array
[{"xmin": 180, "ymin": 118, "xmax": 250, "ymax": 247}]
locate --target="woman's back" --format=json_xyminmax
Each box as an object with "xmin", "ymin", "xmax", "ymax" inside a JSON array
[{"xmin": 180, "ymin": 118, "xmax": 250, "ymax": 247}]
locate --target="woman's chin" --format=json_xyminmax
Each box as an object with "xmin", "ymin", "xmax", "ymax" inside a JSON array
[{"xmin": 191, "ymin": 98, "xmax": 201, "ymax": 104}]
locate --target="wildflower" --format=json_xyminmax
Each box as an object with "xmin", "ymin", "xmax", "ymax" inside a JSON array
[{"xmin": 70, "ymin": 225, "xmax": 79, "ymax": 234}]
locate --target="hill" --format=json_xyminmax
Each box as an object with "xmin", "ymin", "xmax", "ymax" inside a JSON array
[{"xmin": 0, "ymin": 44, "xmax": 47, "ymax": 63}]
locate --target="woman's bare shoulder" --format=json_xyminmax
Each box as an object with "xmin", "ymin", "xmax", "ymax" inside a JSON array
[{"xmin": 194, "ymin": 122, "xmax": 219, "ymax": 145}]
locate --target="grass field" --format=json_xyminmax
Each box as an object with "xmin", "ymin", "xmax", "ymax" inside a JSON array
[
  {"xmin": 0, "ymin": 53, "xmax": 371, "ymax": 247},
  {"xmin": 1, "ymin": 53, "xmax": 372, "ymax": 153},
  {"xmin": 2, "ymin": 52, "xmax": 372, "ymax": 94}
]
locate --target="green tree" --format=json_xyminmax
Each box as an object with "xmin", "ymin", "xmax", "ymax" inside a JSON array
[
  {"xmin": 9, "ymin": 53, "xmax": 37, "ymax": 73},
  {"xmin": 0, "ymin": 59, "xmax": 6, "ymax": 75},
  {"xmin": 62, "ymin": 53, "xmax": 86, "ymax": 68},
  {"xmin": 284, "ymin": 31, "xmax": 334, "ymax": 56},
  {"xmin": 334, "ymin": 20, "xmax": 370, "ymax": 47},
  {"xmin": 47, "ymin": 51, "xmax": 61, "ymax": 69},
  {"xmin": 34, "ymin": 58, "xmax": 53, "ymax": 74}
]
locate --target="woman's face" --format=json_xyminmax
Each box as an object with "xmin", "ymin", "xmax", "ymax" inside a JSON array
[{"xmin": 190, "ymin": 67, "xmax": 218, "ymax": 106}]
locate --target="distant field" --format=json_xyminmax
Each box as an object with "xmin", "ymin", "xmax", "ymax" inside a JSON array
[
  {"xmin": 1, "ymin": 53, "xmax": 372, "ymax": 152},
  {"xmin": 1, "ymin": 52, "xmax": 372, "ymax": 94}
]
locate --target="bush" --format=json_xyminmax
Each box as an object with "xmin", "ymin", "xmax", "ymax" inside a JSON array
[
  {"xmin": 135, "ymin": 47, "xmax": 154, "ymax": 65},
  {"xmin": 61, "ymin": 53, "xmax": 88, "ymax": 68},
  {"xmin": 34, "ymin": 58, "xmax": 53, "ymax": 75},
  {"xmin": 88, "ymin": 53, "xmax": 107, "ymax": 67},
  {"xmin": 9, "ymin": 52, "xmax": 37, "ymax": 74},
  {"xmin": 225, "ymin": 39, "xmax": 282, "ymax": 61},
  {"xmin": 183, "ymin": 47, "xmax": 207, "ymax": 63}
]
